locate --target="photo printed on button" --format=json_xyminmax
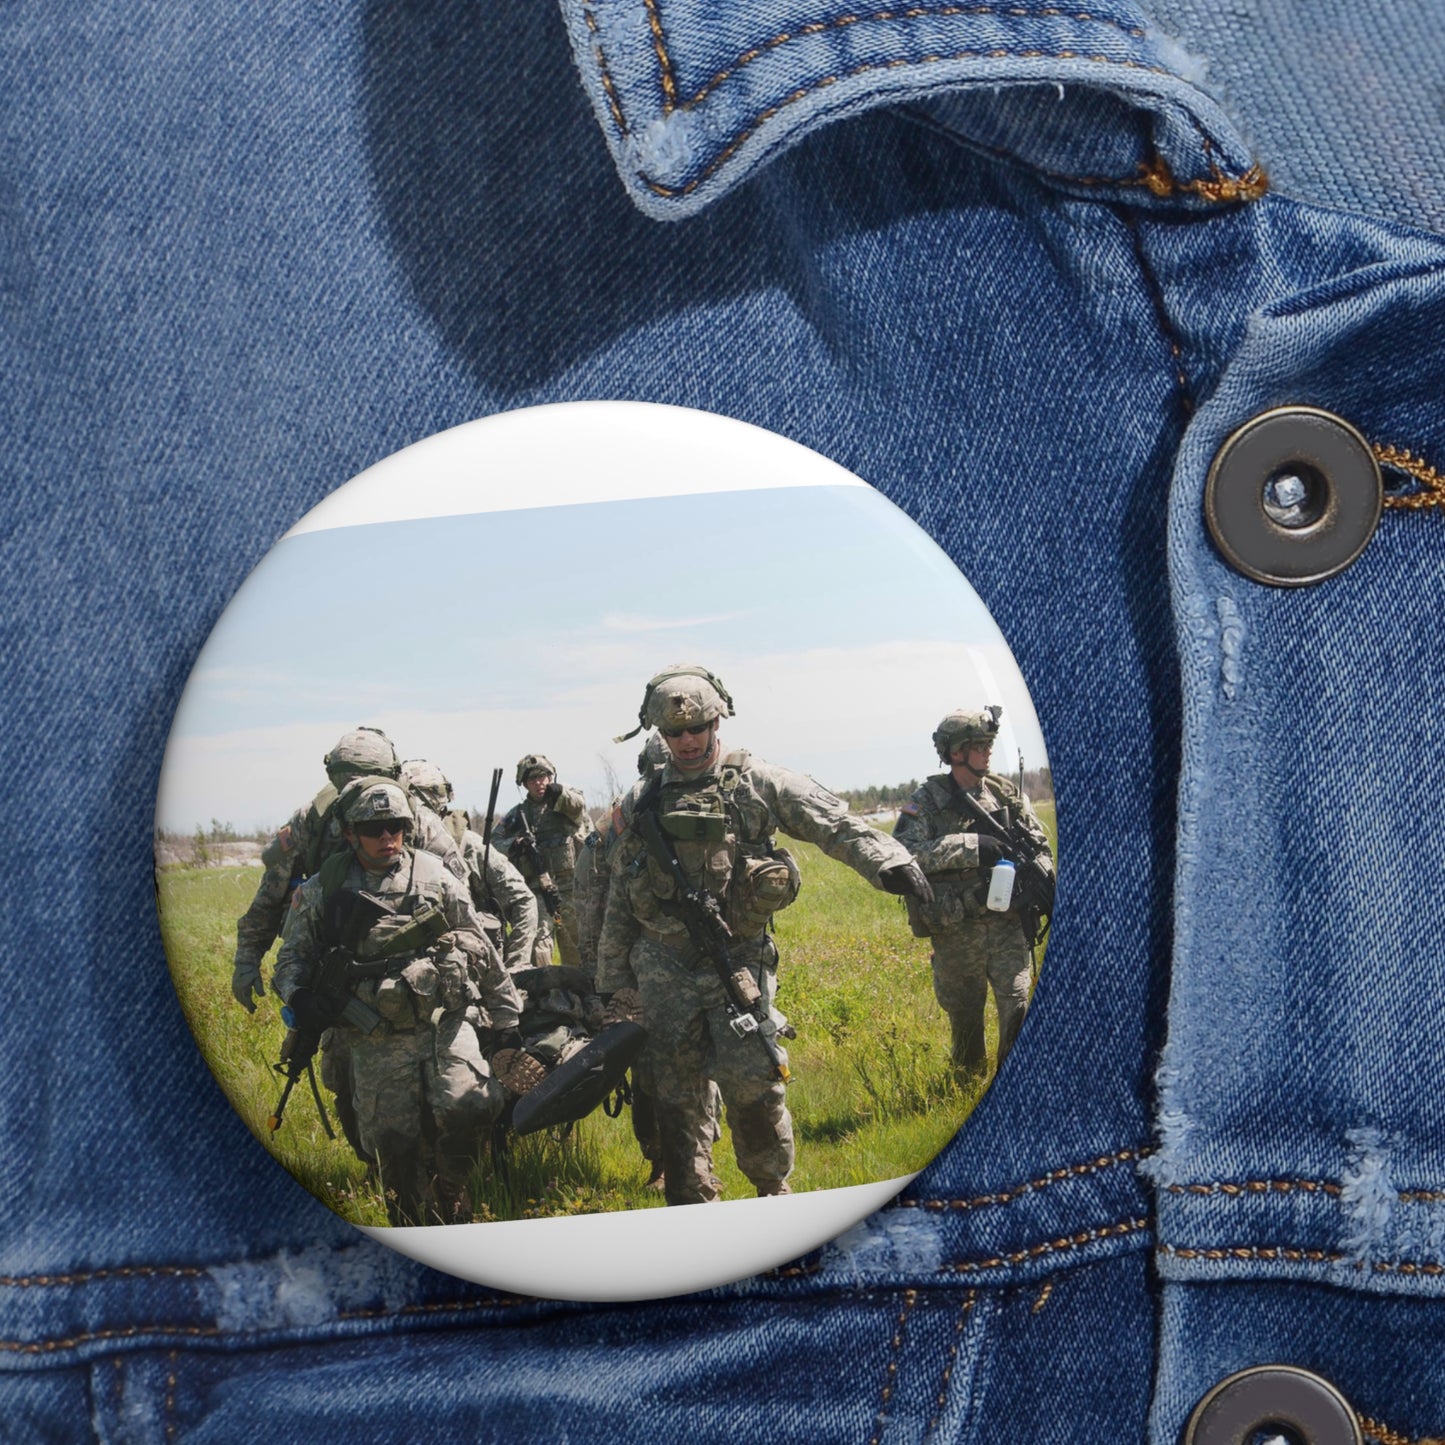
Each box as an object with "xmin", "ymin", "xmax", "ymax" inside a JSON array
[{"xmin": 154, "ymin": 402, "xmax": 1057, "ymax": 1301}]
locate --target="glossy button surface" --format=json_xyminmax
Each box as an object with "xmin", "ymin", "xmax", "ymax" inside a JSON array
[
  {"xmin": 1182, "ymin": 1364, "xmax": 1363, "ymax": 1445},
  {"xmin": 1204, "ymin": 406, "xmax": 1382, "ymax": 586}
]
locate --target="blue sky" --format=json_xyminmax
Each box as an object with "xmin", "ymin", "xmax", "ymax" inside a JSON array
[{"xmin": 158, "ymin": 484, "xmax": 1047, "ymax": 831}]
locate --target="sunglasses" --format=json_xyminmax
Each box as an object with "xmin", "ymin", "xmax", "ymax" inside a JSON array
[
  {"xmin": 356, "ymin": 819, "xmax": 407, "ymax": 838},
  {"xmin": 661, "ymin": 723, "xmax": 713, "ymax": 740}
]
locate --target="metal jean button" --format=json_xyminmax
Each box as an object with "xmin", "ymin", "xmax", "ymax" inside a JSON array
[
  {"xmin": 1182, "ymin": 1364, "xmax": 1363, "ymax": 1445},
  {"xmin": 1204, "ymin": 406, "xmax": 1382, "ymax": 585}
]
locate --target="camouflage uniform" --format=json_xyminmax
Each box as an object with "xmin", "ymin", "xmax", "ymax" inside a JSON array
[
  {"xmin": 274, "ymin": 823, "xmax": 520, "ymax": 1227},
  {"xmin": 236, "ymin": 782, "xmax": 465, "ymax": 980},
  {"xmin": 495, "ymin": 772, "xmax": 590, "ymax": 968},
  {"xmin": 894, "ymin": 772, "xmax": 1052, "ymax": 1071},
  {"xmin": 599, "ymin": 749, "xmax": 916, "ymax": 1205},
  {"xmin": 458, "ymin": 828, "xmax": 539, "ymax": 974}
]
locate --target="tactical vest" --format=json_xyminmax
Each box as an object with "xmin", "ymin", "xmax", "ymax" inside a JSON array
[
  {"xmin": 906, "ymin": 774, "xmax": 1020, "ymax": 937},
  {"xmin": 315, "ymin": 848, "xmax": 461, "ymax": 1028},
  {"xmin": 627, "ymin": 750, "xmax": 800, "ymax": 940}
]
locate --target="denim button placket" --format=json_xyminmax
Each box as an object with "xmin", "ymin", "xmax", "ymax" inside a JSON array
[
  {"xmin": 1182, "ymin": 1365, "xmax": 1363, "ymax": 1445},
  {"xmin": 1203, "ymin": 407, "xmax": 1383, "ymax": 586}
]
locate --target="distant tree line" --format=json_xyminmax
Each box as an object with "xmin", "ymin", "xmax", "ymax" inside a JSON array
[{"xmin": 839, "ymin": 767, "xmax": 1053, "ymax": 812}]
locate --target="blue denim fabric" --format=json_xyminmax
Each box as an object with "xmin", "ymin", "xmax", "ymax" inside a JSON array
[{"xmin": 4, "ymin": 0, "xmax": 1445, "ymax": 1439}]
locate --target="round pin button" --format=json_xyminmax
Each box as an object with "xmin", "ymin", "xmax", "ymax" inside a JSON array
[
  {"xmin": 155, "ymin": 402, "xmax": 1058, "ymax": 1300},
  {"xmin": 1183, "ymin": 1364, "xmax": 1363, "ymax": 1445},
  {"xmin": 1204, "ymin": 406, "xmax": 1382, "ymax": 586}
]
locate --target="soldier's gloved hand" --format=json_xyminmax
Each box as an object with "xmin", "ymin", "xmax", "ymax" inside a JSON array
[
  {"xmin": 879, "ymin": 860, "xmax": 935, "ymax": 905},
  {"xmin": 602, "ymin": 987, "xmax": 644, "ymax": 1026},
  {"xmin": 286, "ymin": 988, "xmax": 332, "ymax": 1036},
  {"xmin": 543, "ymin": 781, "xmax": 562, "ymax": 804},
  {"xmin": 975, "ymin": 836, "xmax": 1011, "ymax": 869},
  {"xmin": 492, "ymin": 1048, "xmax": 547, "ymax": 1097},
  {"xmin": 231, "ymin": 957, "xmax": 265, "ymax": 1013}
]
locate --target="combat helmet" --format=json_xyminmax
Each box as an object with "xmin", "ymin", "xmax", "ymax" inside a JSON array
[
  {"xmin": 336, "ymin": 776, "xmax": 414, "ymax": 831},
  {"xmin": 932, "ymin": 705, "xmax": 1003, "ymax": 762},
  {"xmin": 323, "ymin": 727, "xmax": 400, "ymax": 787},
  {"xmin": 400, "ymin": 758, "xmax": 452, "ymax": 813},
  {"xmin": 615, "ymin": 664, "xmax": 734, "ymax": 743},
  {"xmin": 516, "ymin": 754, "xmax": 556, "ymax": 786}
]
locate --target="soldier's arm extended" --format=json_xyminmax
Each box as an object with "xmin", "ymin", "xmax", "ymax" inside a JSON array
[
  {"xmin": 894, "ymin": 799, "xmax": 989, "ymax": 874},
  {"xmin": 484, "ymin": 847, "xmax": 540, "ymax": 973},
  {"xmin": 233, "ymin": 803, "xmax": 310, "ymax": 974},
  {"xmin": 755, "ymin": 762, "xmax": 917, "ymax": 886}
]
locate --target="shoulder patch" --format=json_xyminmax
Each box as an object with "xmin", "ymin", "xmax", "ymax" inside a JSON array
[
  {"xmin": 900, "ymin": 802, "xmax": 920, "ymax": 816},
  {"xmin": 608, "ymin": 803, "xmax": 626, "ymax": 839},
  {"xmin": 276, "ymin": 823, "xmax": 294, "ymax": 853}
]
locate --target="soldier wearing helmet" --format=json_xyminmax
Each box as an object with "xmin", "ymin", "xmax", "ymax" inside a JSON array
[
  {"xmin": 232, "ymin": 731, "xmax": 468, "ymax": 1015},
  {"xmin": 273, "ymin": 778, "xmax": 522, "ymax": 1226},
  {"xmin": 597, "ymin": 665, "xmax": 934, "ymax": 1207},
  {"xmin": 494, "ymin": 753, "xmax": 590, "ymax": 968},
  {"xmin": 894, "ymin": 706, "xmax": 1055, "ymax": 1075},
  {"xmin": 401, "ymin": 759, "xmax": 539, "ymax": 974}
]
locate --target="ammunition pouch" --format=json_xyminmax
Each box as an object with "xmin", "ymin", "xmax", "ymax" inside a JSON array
[
  {"xmin": 726, "ymin": 849, "xmax": 801, "ymax": 937},
  {"xmin": 659, "ymin": 792, "xmax": 727, "ymax": 844}
]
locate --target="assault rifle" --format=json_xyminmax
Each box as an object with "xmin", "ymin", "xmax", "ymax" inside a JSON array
[
  {"xmin": 508, "ymin": 805, "xmax": 563, "ymax": 916},
  {"xmin": 944, "ymin": 784, "xmax": 1055, "ymax": 947},
  {"xmin": 634, "ymin": 809, "xmax": 793, "ymax": 1082},
  {"xmin": 268, "ymin": 888, "xmax": 442, "ymax": 1134},
  {"xmin": 267, "ymin": 942, "xmax": 381, "ymax": 1136}
]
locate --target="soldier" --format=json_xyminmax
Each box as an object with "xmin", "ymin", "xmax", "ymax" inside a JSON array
[
  {"xmin": 400, "ymin": 759, "xmax": 539, "ymax": 975},
  {"xmin": 273, "ymin": 779, "xmax": 524, "ymax": 1226},
  {"xmin": 495, "ymin": 755, "xmax": 589, "ymax": 968},
  {"xmin": 598, "ymin": 664, "xmax": 934, "ymax": 1206},
  {"xmin": 231, "ymin": 728, "xmax": 465, "ymax": 1012},
  {"xmin": 894, "ymin": 706, "xmax": 1055, "ymax": 1075},
  {"xmin": 575, "ymin": 730, "xmax": 688, "ymax": 1187}
]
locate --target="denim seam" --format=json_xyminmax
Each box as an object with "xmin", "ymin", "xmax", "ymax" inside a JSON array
[
  {"xmin": 1359, "ymin": 1414, "xmax": 1438, "ymax": 1445},
  {"xmin": 164, "ymin": 1350, "xmax": 178, "ymax": 1442},
  {"xmin": 1164, "ymin": 1178, "xmax": 1343, "ymax": 1198},
  {"xmin": 583, "ymin": 7, "xmax": 629, "ymax": 132},
  {"xmin": 643, "ymin": 6, "xmax": 1150, "ymax": 117},
  {"xmin": 1165, "ymin": 1178, "xmax": 1445, "ymax": 1202},
  {"xmin": 1159, "ymin": 1242, "xmax": 1445, "ymax": 1276},
  {"xmin": 634, "ymin": 51, "xmax": 1202, "ymax": 200},
  {"xmin": 923, "ymin": 1289, "xmax": 978, "ymax": 1439},
  {"xmin": 1375, "ymin": 442, "xmax": 1445, "ymax": 510},
  {"xmin": 897, "ymin": 111, "xmax": 1267, "ymax": 204},
  {"xmin": 0, "ymin": 1295, "xmax": 535, "ymax": 1356},
  {"xmin": 1120, "ymin": 208, "xmax": 1195, "ymax": 414},
  {"xmin": 868, "ymin": 1287, "xmax": 919, "ymax": 1445},
  {"xmin": 0, "ymin": 1266, "xmax": 206, "ymax": 1289},
  {"xmin": 1029, "ymin": 1278, "xmax": 1055, "ymax": 1312},
  {"xmin": 899, "ymin": 1144, "xmax": 1151, "ymax": 1211},
  {"xmin": 940, "ymin": 1216, "xmax": 1150, "ymax": 1272}
]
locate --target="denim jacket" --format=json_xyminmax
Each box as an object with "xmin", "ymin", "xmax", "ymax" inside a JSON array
[{"xmin": 4, "ymin": 0, "xmax": 1445, "ymax": 1440}]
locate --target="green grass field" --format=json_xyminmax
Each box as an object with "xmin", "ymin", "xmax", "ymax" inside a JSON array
[{"xmin": 158, "ymin": 803, "xmax": 1054, "ymax": 1226}]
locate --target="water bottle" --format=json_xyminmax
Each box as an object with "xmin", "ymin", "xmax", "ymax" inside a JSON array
[{"xmin": 986, "ymin": 859, "xmax": 1016, "ymax": 912}]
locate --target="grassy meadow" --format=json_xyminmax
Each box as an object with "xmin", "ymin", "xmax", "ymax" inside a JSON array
[{"xmin": 158, "ymin": 803, "xmax": 1054, "ymax": 1226}]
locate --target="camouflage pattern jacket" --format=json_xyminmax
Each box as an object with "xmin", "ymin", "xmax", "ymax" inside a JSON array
[
  {"xmin": 596, "ymin": 748, "xmax": 912, "ymax": 992},
  {"xmin": 458, "ymin": 827, "xmax": 540, "ymax": 973},
  {"xmin": 495, "ymin": 785, "xmax": 590, "ymax": 889},
  {"xmin": 894, "ymin": 773, "xmax": 1053, "ymax": 937},
  {"xmin": 273, "ymin": 846, "xmax": 521, "ymax": 1034},
  {"xmin": 235, "ymin": 785, "xmax": 466, "ymax": 965}
]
